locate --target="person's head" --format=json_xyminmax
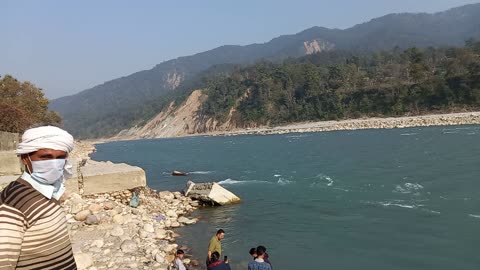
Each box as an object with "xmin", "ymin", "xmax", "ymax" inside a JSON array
[
  {"xmin": 16, "ymin": 126, "xmax": 74, "ymax": 185},
  {"xmin": 176, "ymin": 249, "xmax": 185, "ymax": 259},
  {"xmin": 210, "ymin": 251, "xmax": 220, "ymax": 263},
  {"xmin": 256, "ymin": 245, "xmax": 267, "ymax": 259},
  {"xmin": 216, "ymin": 229, "xmax": 225, "ymax": 240},
  {"xmin": 249, "ymin": 247, "xmax": 257, "ymax": 258}
]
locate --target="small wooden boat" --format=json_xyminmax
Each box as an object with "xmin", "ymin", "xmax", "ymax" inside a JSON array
[{"xmin": 172, "ymin": 170, "xmax": 189, "ymax": 176}]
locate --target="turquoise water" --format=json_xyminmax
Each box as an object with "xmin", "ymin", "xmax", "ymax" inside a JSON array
[{"xmin": 92, "ymin": 125, "xmax": 480, "ymax": 270}]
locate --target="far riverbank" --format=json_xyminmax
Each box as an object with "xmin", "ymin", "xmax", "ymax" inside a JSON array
[
  {"xmin": 206, "ymin": 111, "xmax": 480, "ymax": 137},
  {"xmin": 105, "ymin": 111, "xmax": 480, "ymax": 143}
]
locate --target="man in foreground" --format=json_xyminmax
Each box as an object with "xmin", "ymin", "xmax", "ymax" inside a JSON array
[
  {"xmin": 0, "ymin": 126, "xmax": 77, "ymax": 269},
  {"xmin": 248, "ymin": 246, "xmax": 272, "ymax": 270},
  {"xmin": 207, "ymin": 229, "xmax": 225, "ymax": 265}
]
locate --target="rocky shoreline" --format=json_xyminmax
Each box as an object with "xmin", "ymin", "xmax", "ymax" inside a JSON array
[
  {"xmin": 209, "ymin": 111, "xmax": 480, "ymax": 137},
  {"xmin": 66, "ymin": 187, "xmax": 202, "ymax": 270},
  {"xmin": 66, "ymin": 142, "xmax": 204, "ymax": 270}
]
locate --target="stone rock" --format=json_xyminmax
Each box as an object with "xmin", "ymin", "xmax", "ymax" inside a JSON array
[
  {"xmin": 70, "ymin": 203, "xmax": 83, "ymax": 214},
  {"xmin": 69, "ymin": 193, "xmax": 83, "ymax": 201},
  {"xmin": 139, "ymin": 230, "xmax": 148, "ymax": 239},
  {"xmin": 173, "ymin": 192, "xmax": 183, "ymax": 199},
  {"xmin": 111, "ymin": 224, "xmax": 124, "ymax": 236},
  {"xmin": 154, "ymin": 228, "xmax": 167, "ymax": 239},
  {"xmin": 178, "ymin": 216, "xmax": 197, "ymax": 225},
  {"xmin": 91, "ymin": 239, "xmax": 104, "ymax": 248},
  {"xmin": 113, "ymin": 214, "xmax": 124, "ymax": 224},
  {"xmin": 85, "ymin": 214, "xmax": 99, "ymax": 225},
  {"xmin": 170, "ymin": 221, "xmax": 180, "ymax": 228},
  {"xmin": 183, "ymin": 258, "xmax": 191, "ymax": 265},
  {"xmin": 166, "ymin": 254, "xmax": 175, "ymax": 263},
  {"xmin": 74, "ymin": 253, "xmax": 93, "ymax": 270},
  {"xmin": 143, "ymin": 223, "xmax": 154, "ymax": 233},
  {"xmin": 103, "ymin": 201, "xmax": 115, "ymax": 210},
  {"xmin": 75, "ymin": 210, "xmax": 92, "ymax": 221},
  {"xmin": 120, "ymin": 240, "xmax": 137, "ymax": 253},
  {"xmin": 158, "ymin": 191, "xmax": 174, "ymax": 201},
  {"xmin": 88, "ymin": 204, "xmax": 103, "ymax": 213},
  {"xmin": 165, "ymin": 244, "xmax": 178, "ymax": 253},
  {"xmin": 190, "ymin": 259, "xmax": 200, "ymax": 266},
  {"xmin": 166, "ymin": 210, "xmax": 177, "ymax": 218},
  {"xmin": 155, "ymin": 253, "xmax": 166, "ymax": 264}
]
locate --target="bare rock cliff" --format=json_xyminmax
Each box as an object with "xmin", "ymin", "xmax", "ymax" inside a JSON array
[
  {"xmin": 114, "ymin": 90, "xmax": 237, "ymax": 140},
  {"xmin": 303, "ymin": 39, "xmax": 335, "ymax": 55}
]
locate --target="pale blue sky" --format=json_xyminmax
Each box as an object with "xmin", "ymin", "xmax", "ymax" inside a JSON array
[{"xmin": 1, "ymin": 0, "xmax": 479, "ymax": 98}]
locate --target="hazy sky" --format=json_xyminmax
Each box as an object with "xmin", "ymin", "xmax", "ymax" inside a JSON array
[{"xmin": 1, "ymin": 0, "xmax": 479, "ymax": 99}]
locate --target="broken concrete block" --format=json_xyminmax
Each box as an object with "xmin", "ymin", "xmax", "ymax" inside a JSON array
[
  {"xmin": 80, "ymin": 160, "xmax": 146, "ymax": 195},
  {"xmin": 184, "ymin": 181, "xmax": 240, "ymax": 205}
]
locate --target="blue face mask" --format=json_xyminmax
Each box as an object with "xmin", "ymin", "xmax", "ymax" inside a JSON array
[{"xmin": 29, "ymin": 159, "xmax": 66, "ymax": 185}]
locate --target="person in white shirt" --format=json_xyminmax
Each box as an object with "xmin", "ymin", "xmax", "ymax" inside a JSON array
[{"xmin": 174, "ymin": 249, "xmax": 187, "ymax": 270}]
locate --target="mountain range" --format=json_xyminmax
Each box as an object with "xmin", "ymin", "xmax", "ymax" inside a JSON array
[{"xmin": 50, "ymin": 3, "xmax": 480, "ymax": 138}]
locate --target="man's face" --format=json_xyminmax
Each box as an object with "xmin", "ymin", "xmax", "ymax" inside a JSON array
[
  {"xmin": 178, "ymin": 253, "xmax": 184, "ymax": 259},
  {"xmin": 217, "ymin": 233, "xmax": 225, "ymax": 240},
  {"xmin": 251, "ymin": 253, "xmax": 257, "ymax": 258},
  {"xmin": 21, "ymin": 149, "xmax": 68, "ymax": 173}
]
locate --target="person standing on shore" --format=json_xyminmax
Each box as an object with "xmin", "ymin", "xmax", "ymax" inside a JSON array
[
  {"xmin": 0, "ymin": 126, "xmax": 77, "ymax": 269},
  {"xmin": 249, "ymin": 246, "xmax": 272, "ymax": 268},
  {"xmin": 248, "ymin": 246, "xmax": 272, "ymax": 270},
  {"xmin": 207, "ymin": 229, "xmax": 225, "ymax": 265}
]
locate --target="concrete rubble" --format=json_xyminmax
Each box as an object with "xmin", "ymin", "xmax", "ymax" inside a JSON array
[{"xmin": 184, "ymin": 181, "xmax": 241, "ymax": 205}]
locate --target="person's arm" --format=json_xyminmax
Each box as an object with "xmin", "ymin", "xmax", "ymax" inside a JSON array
[
  {"xmin": 0, "ymin": 206, "xmax": 26, "ymax": 269},
  {"xmin": 207, "ymin": 250, "xmax": 212, "ymax": 260},
  {"xmin": 207, "ymin": 238, "xmax": 215, "ymax": 260}
]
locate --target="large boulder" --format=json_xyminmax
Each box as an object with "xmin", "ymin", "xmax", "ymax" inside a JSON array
[{"xmin": 183, "ymin": 181, "xmax": 240, "ymax": 205}]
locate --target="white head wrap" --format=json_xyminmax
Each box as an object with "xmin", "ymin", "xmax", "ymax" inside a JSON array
[{"xmin": 16, "ymin": 126, "xmax": 75, "ymax": 155}]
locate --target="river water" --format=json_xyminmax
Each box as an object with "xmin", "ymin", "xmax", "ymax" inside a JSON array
[{"xmin": 92, "ymin": 125, "xmax": 480, "ymax": 270}]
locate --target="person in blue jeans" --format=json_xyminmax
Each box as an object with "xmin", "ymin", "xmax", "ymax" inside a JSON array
[{"xmin": 248, "ymin": 246, "xmax": 272, "ymax": 270}]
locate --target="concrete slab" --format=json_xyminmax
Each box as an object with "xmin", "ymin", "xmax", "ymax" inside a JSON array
[
  {"xmin": 80, "ymin": 160, "xmax": 146, "ymax": 195},
  {"xmin": 184, "ymin": 181, "xmax": 240, "ymax": 205}
]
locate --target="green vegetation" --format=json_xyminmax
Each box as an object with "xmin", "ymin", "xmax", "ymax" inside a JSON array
[
  {"xmin": 0, "ymin": 75, "xmax": 61, "ymax": 133},
  {"xmin": 201, "ymin": 41, "xmax": 480, "ymax": 127}
]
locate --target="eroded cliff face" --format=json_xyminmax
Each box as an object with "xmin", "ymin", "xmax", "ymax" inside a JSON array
[
  {"xmin": 303, "ymin": 39, "xmax": 335, "ymax": 54},
  {"xmin": 113, "ymin": 90, "xmax": 241, "ymax": 140},
  {"xmin": 164, "ymin": 71, "xmax": 183, "ymax": 90}
]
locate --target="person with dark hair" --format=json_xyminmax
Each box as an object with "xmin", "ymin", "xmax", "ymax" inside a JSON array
[
  {"xmin": 249, "ymin": 246, "xmax": 272, "ymax": 268},
  {"xmin": 249, "ymin": 247, "xmax": 257, "ymax": 259},
  {"xmin": 207, "ymin": 251, "xmax": 231, "ymax": 270},
  {"xmin": 207, "ymin": 229, "xmax": 225, "ymax": 265},
  {"xmin": 248, "ymin": 245, "xmax": 272, "ymax": 270},
  {"xmin": 174, "ymin": 249, "xmax": 187, "ymax": 270}
]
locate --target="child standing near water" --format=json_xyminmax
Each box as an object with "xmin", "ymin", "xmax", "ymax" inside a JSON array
[{"xmin": 174, "ymin": 249, "xmax": 187, "ymax": 270}]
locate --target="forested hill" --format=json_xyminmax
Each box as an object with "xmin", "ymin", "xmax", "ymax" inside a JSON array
[
  {"xmin": 115, "ymin": 41, "xmax": 480, "ymax": 139},
  {"xmin": 50, "ymin": 3, "xmax": 480, "ymax": 138},
  {"xmin": 199, "ymin": 41, "xmax": 480, "ymax": 128}
]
